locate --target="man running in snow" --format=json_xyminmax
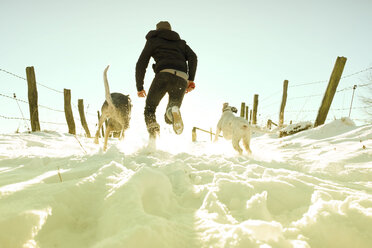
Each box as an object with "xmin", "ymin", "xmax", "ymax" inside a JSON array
[{"xmin": 136, "ymin": 21, "xmax": 197, "ymax": 140}]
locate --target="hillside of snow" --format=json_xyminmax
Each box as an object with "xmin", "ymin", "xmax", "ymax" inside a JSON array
[{"xmin": 0, "ymin": 118, "xmax": 371, "ymax": 248}]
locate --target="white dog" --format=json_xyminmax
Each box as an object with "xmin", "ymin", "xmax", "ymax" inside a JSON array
[{"xmin": 214, "ymin": 103, "xmax": 252, "ymax": 155}]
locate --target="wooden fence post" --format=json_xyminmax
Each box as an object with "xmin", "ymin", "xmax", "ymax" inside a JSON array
[
  {"xmin": 64, "ymin": 89, "xmax": 76, "ymax": 134},
  {"xmin": 78, "ymin": 99, "xmax": 91, "ymax": 138},
  {"xmin": 192, "ymin": 127, "xmax": 197, "ymax": 142},
  {"xmin": 267, "ymin": 119, "xmax": 272, "ymax": 129},
  {"xmin": 26, "ymin": 66, "xmax": 40, "ymax": 131},
  {"xmin": 249, "ymin": 110, "xmax": 252, "ymax": 124},
  {"xmin": 245, "ymin": 106, "xmax": 249, "ymax": 120},
  {"xmin": 252, "ymin": 94, "xmax": 259, "ymax": 125},
  {"xmin": 314, "ymin": 56, "xmax": 347, "ymax": 127},
  {"xmin": 279, "ymin": 80, "xmax": 289, "ymax": 127},
  {"xmin": 240, "ymin": 102, "xmax": 246, "ymax": 118}
]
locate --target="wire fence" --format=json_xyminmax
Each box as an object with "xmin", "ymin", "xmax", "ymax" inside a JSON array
[
  {"xmin": 255, "ymin": 65, "xmax": 372, "ymax": 126},
  {"xmin": 0, "ymin": 114, "xmax": 66, "ymax": 126},
  {"xmin": 0, "ymin": 67, "xmax": 99, "ymax": 134},
  {"xmin": 288, "ymin": 66, "xmax": 372, "ymax": 88},
  {"xmin": 0, "ymin": 68, "xmax": 64, "ymax": 94},
  {"xmin": 1, "ymin": 64, "xmax": 371, "ymax": 135},
  {"xmin": 0, "ymin": 92, "xmax": 65, "ymax": 113},
  {"xmin": 0, "ymin": 91, "xmax": 82, "ymax": 123}
]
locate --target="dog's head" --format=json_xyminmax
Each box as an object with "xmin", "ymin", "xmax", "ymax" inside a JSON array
[{"xmin": 222, "ymin": 103, "xmax": 238, "ymax": 113}]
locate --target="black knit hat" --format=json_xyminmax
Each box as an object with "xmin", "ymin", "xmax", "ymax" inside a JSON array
[{"xmin": 156, "ymin": 21, "xmax": 172, "ymax": 30}]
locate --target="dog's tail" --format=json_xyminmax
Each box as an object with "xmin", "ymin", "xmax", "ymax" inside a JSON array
[{"xmin": 103, "ymin": 65, "xmax": 114, "ymax": 106}]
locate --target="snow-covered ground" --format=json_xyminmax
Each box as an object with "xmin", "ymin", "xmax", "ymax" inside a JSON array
[{"xmin": 0, "ymin": 118, "xmax": 371, "ymax": 248}]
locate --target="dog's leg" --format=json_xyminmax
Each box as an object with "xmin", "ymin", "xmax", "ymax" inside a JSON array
[
  {"xmin": 118, "ymin": 130, "xmax": 125, "ymax": 140},
  {"xmin": 243, "ymin": 134, "xmax": 252, "ymax": 155},
  {"xmin": 214, "ymin": 127, "xmax": 221, "ymax": 142},
  {"xmin": 214, "ymin": 120, "xmax": 223, "ymax": 142},
  {"xmin": 94, "ymin": 112, "xmax": 108, "ymax": 144},
  {"xmin": 232, "ymin": 136, "xmax": 243, "ymax": 155},
  {"xmin": 103, "ymin": 125, "xmax": 112, "ymax": 151}
]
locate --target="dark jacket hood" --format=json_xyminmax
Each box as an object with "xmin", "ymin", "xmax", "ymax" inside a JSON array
[{"xmin": 146, "ymin": 30, "xmax": 181, "ymax": 41}]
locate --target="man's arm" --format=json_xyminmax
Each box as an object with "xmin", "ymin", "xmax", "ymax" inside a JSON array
[
  {"xmin": 135, "ymin": 41, "xmax": 152, "ymax": 92},
  {"xmin": 185, "ymin": 44, "xmax": 197, "ymax": 81}
]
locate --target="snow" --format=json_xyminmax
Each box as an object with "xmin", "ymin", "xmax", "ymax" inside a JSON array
[
  {"xmin": 280, "ymin": 121, "xmax": 313, "ymax": 134},
  {"xmin": 0, "ymin": 118, "xmax": 371, "ymax": 248}
]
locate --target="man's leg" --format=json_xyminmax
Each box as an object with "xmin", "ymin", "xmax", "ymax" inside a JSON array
[
  {"xmin": 164, "ymin": 74, "xmax": 188, "ymax": 134},
  {"xmin": 145, "ymin": 74, "xmax": 167, "ymax": 137}
]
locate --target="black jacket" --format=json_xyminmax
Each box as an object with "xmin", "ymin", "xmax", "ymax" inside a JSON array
[{"xmin": 135, "ymin": 29, "xmax": 197, "ymax": 91}]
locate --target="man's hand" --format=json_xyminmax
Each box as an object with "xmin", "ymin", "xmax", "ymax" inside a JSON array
[
  {"xmin": 137, "ymin": 90, "xmax": 147, "ymax": 98},
  {"xmin": 186, "ymin": 81, "xmax": 195, "ymax": 93}
]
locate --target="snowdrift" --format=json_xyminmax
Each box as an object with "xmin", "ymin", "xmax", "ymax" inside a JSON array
[{"xmin": 0, "ymin": 118, "xmax": 371, "ymax": 248}]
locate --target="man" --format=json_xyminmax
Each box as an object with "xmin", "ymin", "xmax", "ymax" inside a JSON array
[{"xmin": 136, "ymin": 21, "xmax": 197, "ymax": 141}]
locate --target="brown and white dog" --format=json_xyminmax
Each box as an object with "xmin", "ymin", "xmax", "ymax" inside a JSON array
[
  {"xmin": 214, "ymin": 103, "xmax": 252, "ymax": 155},
  {"xmin": 94, "ymin": 65, "xmax": 132, "ymax": 151}
]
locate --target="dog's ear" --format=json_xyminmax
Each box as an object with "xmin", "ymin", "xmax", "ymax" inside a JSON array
[
  {"xmin": 222, "ymin": 102, "xmax": 228, "ymax": 111},
  {"xmin": 231, "ymin": 107, "xmax": 238, "ymax": 113}
]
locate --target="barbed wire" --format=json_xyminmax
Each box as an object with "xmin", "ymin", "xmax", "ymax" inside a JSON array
[
  {"xmin": 0, "ymin": 114, "xmax": 30, "ymax": 121},
  {"xmin": 334, "ymin": 82, "xmax": 372, "ymax": 92},
  {"xmin": 1, "ymin": 68, "xmax": 98, "ymax": 116},
  {"xmin": 0, "ymin": 92, "xmax": 98, "ymax": 130},
  {"xmin": 39, "ymin": 104, "xmax": 64, "ymax": 113},
  {"xmin": 0, "ymin": 114, "xmax": 87, "ymax": 126},
  {"xmin": 358, "ymin": 82, "xmax": 372, "ymax": 87},
  {"xmin": 84, "ymin": 104, "xmax": 97, "ymax": 117},
  {"xmin": 0, "ymin": 114, "xmax": 62, "ymax": 125},
  {"xmin": 0, "ymin": 92, "xmax": 91, "ymax": 126},
  {"xmin": 86, "ymin": 111, "xmax": 98, "ymax": 117},
  {"xmin": 0, "ymin": 68, "xmax": 27, "ymax": 80},
  {"xmin": 296, "ymin": 95, "xmax": 313, "ymax": 121},
  {"xmin": 336, "ymin": 85, "xmax": 353, "ymax": 93},
  {"xmin": 0, "ymin": 68, "xmax": 100, "ymax": 131},
  {"xmin": 0, "ymin": 92, "xmax": 64, "ymax": 113},
  {"xmin": 353, "ymin": 118, "xmax": 372, "ymax": 122},
  {"xmin": 285, "ymin": 106, "xmax": 370, "ymax": 113},
  {"xmin": 41, "ymin": 120, "xmax": 66, "ymax": 125},
  {"xmin": 261, "ymin": 85, "xmax": 354, "ymax": 109},
  {"xmin": 331, "ymin": 106, "xmax": 369, "ymax": 111},
  {"xmin": 72, "ymin": 102, "xmax": 97, "ymax": 118},
  {"xmin": 288, "ymin": 93, "xmax": 323, "ymax": 100},
  {"xmin": 289, "ymin": 66, "xmax": 372, "ymax": 88},
  {"xmin": 261, "ymin": 113, "xmax": 371, "ymax": 123},
  {"xmin": 0, "ymin": 93, "xmax": 28, "ymax": 104},
  {"xmin": 261, "ymin": 80, "xmax": 370, "ymax": 109},
  {"xmin": 289, "ymin": 79, "xmax": 328, "ymax": 88},
  {"xmin": 260, "ymin": 100, "xmax": 281, "ymax": 111},
  {"xmin": 340, "ymin": 66, "xmax": 372, "ymax": 80},
  {"xmin": 0, "ymin": 68, "xmax": 63, "ymax": 94},
  {"xmin": 248, "ymin": 68, "xmax": 372, "ymax": 124},
  {"xmin": 261, "ymin": 68, "xmax": 371, "ymax": 105},
  {"xmin": 260, "ymin": 89, "xmax": 282, "ymax": 102}
]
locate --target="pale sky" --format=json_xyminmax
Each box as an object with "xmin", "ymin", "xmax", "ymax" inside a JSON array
[{"xmin": 1, "ymin": 0, "xmax": 371, "ymax": 134}]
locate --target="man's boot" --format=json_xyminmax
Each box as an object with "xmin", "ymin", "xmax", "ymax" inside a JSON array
[{"xmin": 166, "ymin": 106, "xmax": 183, "ymax": 135}]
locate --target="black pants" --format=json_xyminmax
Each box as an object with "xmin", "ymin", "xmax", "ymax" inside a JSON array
[{"xmin": 144, "ymin": 72, "xmax": 187, "ymax": 133}]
